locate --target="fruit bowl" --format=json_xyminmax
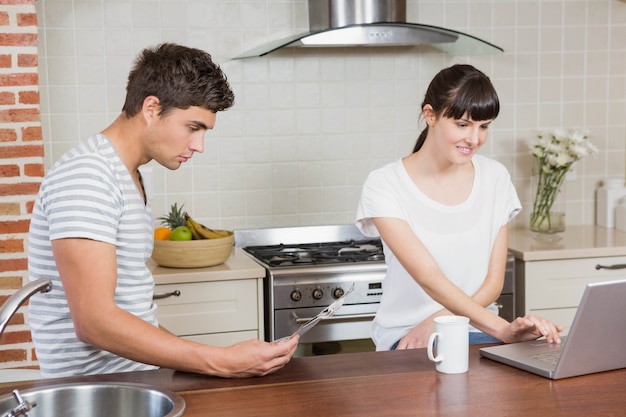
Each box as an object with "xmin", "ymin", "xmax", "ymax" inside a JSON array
[{"xmin": 151, "ymin": 231, "xmax": 234, "ymax": 268}]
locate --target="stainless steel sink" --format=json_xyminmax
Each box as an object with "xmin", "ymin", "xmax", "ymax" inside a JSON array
[{"xmin": 0, "ymin": 382, "xmax": 186, "ymax": 417}]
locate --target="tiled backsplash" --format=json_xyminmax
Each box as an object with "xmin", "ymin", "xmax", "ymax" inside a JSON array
[{"xmin": 36, "ymin": 0, "xmax": 626, "ymax": 230}]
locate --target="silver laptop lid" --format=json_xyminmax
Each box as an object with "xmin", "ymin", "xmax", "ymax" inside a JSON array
[
  {"xmin": 479, "ymin": 279, "xmax": 626, "ymax": 379},
  {"xmin": 552, "ymin": 279, "xmax": 626, "ymax": 379}
]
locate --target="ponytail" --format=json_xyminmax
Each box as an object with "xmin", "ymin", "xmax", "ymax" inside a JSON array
[{"xmin": 413, "ymin": 127, "xmax": 428, "ymax": 153}]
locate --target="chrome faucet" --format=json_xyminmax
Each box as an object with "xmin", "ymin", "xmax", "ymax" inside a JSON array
[
  {"xmin": 0, "ymin": 279, "xmax": 51, "ymax": 338},
  {"xmin": 1, "ymin": 390, "xmax": 36, "ymax": 417},
  {"xmin": 0, "ymin": 279, "xmax": 50, "ymax": 417}
]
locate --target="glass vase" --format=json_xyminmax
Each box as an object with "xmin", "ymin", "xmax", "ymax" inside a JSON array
[{"xmin": 530, "ymin": 166, "xmax": 567, "ymax": 239}]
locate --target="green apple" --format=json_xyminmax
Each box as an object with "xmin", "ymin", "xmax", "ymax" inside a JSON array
[{"xmin": 170, "ymin": 226, "xmax": 192, "ymax": 241}]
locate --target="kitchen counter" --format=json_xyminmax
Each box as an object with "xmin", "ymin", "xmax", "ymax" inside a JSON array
[
  {"xmin": 1, "ymin": 346, "xmax": 624, "ymax": 416},
  {"xmin": 149, "ymin": 247, "xmax": 266, "ymax": 343},
  {"xmin": 148, "ymin": 247, "xmax": 265, "ymax": 285},
  {"xmin": 510, "ymin": 225, "xmax": 626, "ymax": 327},
  {"xmin": 508, "ymin": 225, "xmax": 626, "ymax": 261}
]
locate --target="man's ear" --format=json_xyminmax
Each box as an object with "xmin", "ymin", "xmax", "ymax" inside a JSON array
[{"xmin": 142, "ymin": 96, "xmax": 161, "ymax": 121}]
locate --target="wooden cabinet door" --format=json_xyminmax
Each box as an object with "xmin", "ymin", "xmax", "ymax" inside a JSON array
[{"xmin": 154, "ymin": 279, "xmax": 259, "ymax": 337}]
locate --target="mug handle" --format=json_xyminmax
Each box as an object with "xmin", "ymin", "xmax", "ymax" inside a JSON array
[{"xmin": 427, "ymin": 332, "xmax": 442, "ymax": 363}]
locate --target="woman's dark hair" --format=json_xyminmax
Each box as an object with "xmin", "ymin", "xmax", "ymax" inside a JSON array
[
  {"xmin": 412, "ymin": 64, "xmax": 499, "ymax": 153},
  {"xmin": 122, "ymin": 43, "xmax": 234, "ymax": 117}
]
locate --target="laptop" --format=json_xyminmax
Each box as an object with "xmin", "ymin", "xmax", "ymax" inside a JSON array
[{"xmin": 479, "ymin": 279, "xmax": 626, "ymax": 379}]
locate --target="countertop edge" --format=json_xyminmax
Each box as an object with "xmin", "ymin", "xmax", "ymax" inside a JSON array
[
  {"xmin": 149, "ymin": 248, "xmax": 266, "ymax": 285},
  {"xmin": 508, "ymin": 247, "xmax": 626, "ymax": 261},
  {"xmin": 508, "ymin": 225, "xmax": 626, "ymax": 261}
]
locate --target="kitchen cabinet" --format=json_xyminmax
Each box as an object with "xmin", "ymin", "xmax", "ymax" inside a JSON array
[
  {"xmin": 148, "ymin": 248, "xmax": 266, "ymax": 346},
  {"xmin": 509, "ymin": 226, "xmax": 626, "ymax": 333},
  {"xmin": 154, "ymin": 278, "xmax": 263, "ymax": 346},
  {"xmin": 514, "ymin": 255, "xmax": 626, "ymax": 332}
]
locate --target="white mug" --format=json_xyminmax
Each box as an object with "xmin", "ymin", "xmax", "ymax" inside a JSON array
[{"xmin": 427, "ymin": 315, "xmax": 470, "ymax": 374}]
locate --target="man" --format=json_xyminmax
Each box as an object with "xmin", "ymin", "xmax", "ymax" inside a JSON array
[{"xmin": 28, "ymin": 43, "xmax": 298, "ymax": 378}]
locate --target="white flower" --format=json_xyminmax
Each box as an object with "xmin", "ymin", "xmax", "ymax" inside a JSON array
[
  {"xmin": 528, "ymin": 127, "xmax": 597, "ymax": 169},
  {"xmin": 529, "ymin": 127, "xmax": 597, "ymax": 231}
]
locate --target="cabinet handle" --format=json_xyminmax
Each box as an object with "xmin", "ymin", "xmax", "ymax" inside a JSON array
[
  {"xmin": 153, "ymin": 290, "xmax": 181, "ymax": 300},
  {"xmin": 595, "ymin": 264, "xmax": 626, "ymax": 270}
]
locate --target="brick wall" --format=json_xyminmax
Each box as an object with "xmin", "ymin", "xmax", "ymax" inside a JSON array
[{"xmin": 0, "ymin": 0, "xmax": 42, "ymax": 369}]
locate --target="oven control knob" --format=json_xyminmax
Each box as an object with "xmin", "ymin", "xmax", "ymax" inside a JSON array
[
  {"xmin": 333, "ymin": 287, "xmax": 344, "ymax": 299},
  {"xmin": 312, "ymin": 288, "xmax": 324, "ymax": 300},
  {"xmin": 290, "ymin": 290, "xmax": 302, "ymax": 302}
]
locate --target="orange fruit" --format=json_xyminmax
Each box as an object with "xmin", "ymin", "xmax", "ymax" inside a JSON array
[{"xmin": 154, "ymin": 227, "xmax": 172, "ymax": 240}]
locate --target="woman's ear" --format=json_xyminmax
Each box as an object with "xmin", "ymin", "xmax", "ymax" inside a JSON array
[{"xmin": 422, "ymin": 104, "xmax": 436, "ymax": 126}]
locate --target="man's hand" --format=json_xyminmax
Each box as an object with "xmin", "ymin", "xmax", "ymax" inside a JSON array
[{"xmin": 211, "ymin": 335, "xmax": 300, "ymax": 378}]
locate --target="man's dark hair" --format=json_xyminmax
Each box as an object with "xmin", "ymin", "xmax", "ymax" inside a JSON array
[{"xmin": 122, "ymin": 43, "xmax": 235, "ymax": 117}]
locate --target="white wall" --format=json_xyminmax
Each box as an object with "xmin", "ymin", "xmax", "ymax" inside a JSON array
[{"xmin": 36, "ymin": 0, "xmax": 626, "ymax": 230}]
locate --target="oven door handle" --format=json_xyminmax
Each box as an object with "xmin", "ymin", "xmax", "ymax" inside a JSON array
[{"xmin": 294, "ymin": 313, "xmax": 376, "ymax": 324}]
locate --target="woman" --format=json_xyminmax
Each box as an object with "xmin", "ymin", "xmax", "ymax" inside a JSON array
[{"xmin": 356, "ymin": 64, "xmax": 563, "ymax": 351}]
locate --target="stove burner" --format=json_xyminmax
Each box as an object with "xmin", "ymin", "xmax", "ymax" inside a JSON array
[{"xmin": 244, "ymin": 239, "xmax": 385, "ymax": 267}]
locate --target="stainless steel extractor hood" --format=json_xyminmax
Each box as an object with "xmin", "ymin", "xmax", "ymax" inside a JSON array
[{"xmin": 234, "ymin": 0, "xmax": 503, "ymax": 59}]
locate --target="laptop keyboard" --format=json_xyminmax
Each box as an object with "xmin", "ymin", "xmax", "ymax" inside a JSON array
[{"xmin": 529, "ymin": 351, "xmax": 561, "ymax": 366}]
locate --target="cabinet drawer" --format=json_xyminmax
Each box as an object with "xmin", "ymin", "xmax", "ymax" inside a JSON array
[
  {"xmin": 523, "ymin": 256, "xmax": 626, "ymax": 310},
  {"xmin": 154, "ymin": 279, "xmax": 258, "ymax": 337}
]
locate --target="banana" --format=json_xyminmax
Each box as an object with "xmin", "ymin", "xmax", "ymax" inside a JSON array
[
  {"xmin": 208, "ymin": 227, "xmax": 231, "ymax": 238},
  {"xmin": 184, "ymin": 214, "xmax": 208, "ymax": 239},
  {"xmin": 214, "ymin": 229, "xmax": 232, "ymax": 238},
  {"xmin": 184, "ymin": 213, "xmax": 231, "ymax": 239},
  {"xmin": 195, "ymin": 221, "xmax": 228, "ymax": 239},
  {"xmin": 185, "ymin": 218, "xmax": 204, "ymax": 240}
]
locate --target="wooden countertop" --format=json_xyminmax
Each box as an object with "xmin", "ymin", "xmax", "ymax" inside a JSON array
[
  {"xmin": 148, "ymin": 248, "xmax": 265, "ymax": 285},
  {"xmin": 2, "ymin": 346, "xmax": 625, "ymax": 416},
  {"xmin": 509, "ymin": 225, "xmax": 626, "ymax": 261}
]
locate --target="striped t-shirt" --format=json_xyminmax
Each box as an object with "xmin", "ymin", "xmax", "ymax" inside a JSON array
[{"xmin": 28, "ymin": 133, "xmax": 159, "ymax": 377}]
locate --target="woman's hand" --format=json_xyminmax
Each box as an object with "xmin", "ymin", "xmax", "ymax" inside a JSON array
[
  {"xmin": 501, "ymin": 315, "xmax": 563, "ymax": 344},
  {"xmin": 396, "ymin": 310, "xmax": 451, "ymax": 350},
  {"xmin": 396, "ymin": 320, "xmax": 434, "ymax": 349}
]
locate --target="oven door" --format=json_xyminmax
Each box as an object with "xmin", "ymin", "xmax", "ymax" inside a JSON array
[{"xmin": 274, "ymin": 303, "xmax": 378, "ymax": 343}]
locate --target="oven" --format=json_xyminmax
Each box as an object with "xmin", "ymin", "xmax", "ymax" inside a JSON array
[
  {"xmin": 236, "ymin": 225, "xmax": 385, "ymax": 344},
  {"xmin": 272, "ymin": 266, "xmax": 384, "ymax": 342},
  {"xmin": 236, "ymin": 225, "xmax": 516, "ymax": 348}
]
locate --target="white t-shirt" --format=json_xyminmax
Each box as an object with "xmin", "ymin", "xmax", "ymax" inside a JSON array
[
  {"xmin": 355, "ymin": 154, "xmax": 521, "ymax": 351},
  {"xmin": 28, "ymin": 133, "xmax": 159, "ymax": 377}
]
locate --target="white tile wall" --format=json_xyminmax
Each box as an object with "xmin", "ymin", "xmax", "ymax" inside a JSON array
[{"xmin": 36, "ymin": 0, "xmax": 626, "ymax": 230}]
